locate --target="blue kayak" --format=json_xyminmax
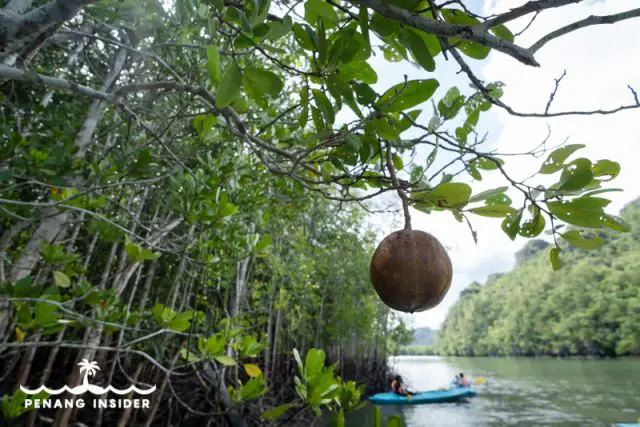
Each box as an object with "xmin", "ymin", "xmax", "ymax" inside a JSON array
[
  {"xmin": 369, "ymin": 387, "xmax": 477, "ymax": 405},
  {"xmin": 615, "ymin": 424, "xmax": 640, "ymax": 427}
]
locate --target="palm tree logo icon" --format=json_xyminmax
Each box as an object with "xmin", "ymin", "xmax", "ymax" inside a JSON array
[
  {"xmin": 77, "ymin": 359, "xmax": 103, "ymax": 394},
  {"xmin": 20, "ymin": 359, "xmax": 156, "ymax": 396}
]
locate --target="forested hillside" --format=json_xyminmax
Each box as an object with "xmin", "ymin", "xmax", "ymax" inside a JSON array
[
  {"xmin": 411, "ymin": 327, "xmax": 436, "ymax": 346},
  {"xmin": 438, "ymin": 198, "xmax": 640, "ymax": 358}
]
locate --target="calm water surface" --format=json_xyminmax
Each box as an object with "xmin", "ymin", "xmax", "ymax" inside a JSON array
[{"xmin": 346, "ymin": 356, "xmax": 640, "ymax": 427}]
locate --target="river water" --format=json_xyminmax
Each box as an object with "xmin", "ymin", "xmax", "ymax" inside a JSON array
[{"xmin": 346, "ymin": 356, "xmax": 640, "ymax": 427}]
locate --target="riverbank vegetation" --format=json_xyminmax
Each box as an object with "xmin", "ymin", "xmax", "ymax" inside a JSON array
[
  {"xmin": 1, "ymin": 0, "xmax": 640, "ymax": 425},
  {"xmin": 438, "ymin": 199, "xmax": 640, "ymax": 358},
  {"xmin": 398, "ymin": 345, "xmax": 436, "ymax": 356}
]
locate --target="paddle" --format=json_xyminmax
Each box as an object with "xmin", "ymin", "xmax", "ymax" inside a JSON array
[{"xmin": 474, "ymin": 377, "xmax": 486, "ymax": 385}]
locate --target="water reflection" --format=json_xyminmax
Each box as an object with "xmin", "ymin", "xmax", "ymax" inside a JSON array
[{"xmin": 344, "ymin": 356, "xmax": 640, "ymax": 426}]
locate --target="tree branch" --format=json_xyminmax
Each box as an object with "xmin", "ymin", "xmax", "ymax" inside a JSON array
[
  {"xmin": 347, "ymin": 0, "xmax": 540, "ymax": 66},
  {"xmin": 530, "ymin": 8, "xmax": 640, "ymax": 53},
  {"xmin": 448, "ymin": 46, "xmax": 640, "ymax": 117},
  {"xmin": 480, "ymin": 0, "xmax": 583, "ymax": 30},
  {"xmin": 1, "ymin": 0, "xmax": 95, "ymax": 59}
]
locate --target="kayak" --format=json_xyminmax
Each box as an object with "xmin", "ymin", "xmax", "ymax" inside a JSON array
[
  {"xmin": 369, "ymin": 387, "xmax": 477, "ymax": 405},
  {"xmin": 615, "ymin": 424, "xmax": 640, "ymax": 427}
]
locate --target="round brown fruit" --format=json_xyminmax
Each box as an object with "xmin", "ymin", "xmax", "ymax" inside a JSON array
[{"xmin": 370, "ymin": 229, "xmax": 453, "ymax": 313}]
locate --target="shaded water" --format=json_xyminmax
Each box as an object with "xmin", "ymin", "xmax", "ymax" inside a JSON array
[{"xmin": 347, "ymin": 356, "xmax": 640, "ymax": 426}]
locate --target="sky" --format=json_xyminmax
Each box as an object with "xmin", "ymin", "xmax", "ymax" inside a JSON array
[{"xmin": 354, "ymin": 0, "xmax": 640, "ymax": 329}]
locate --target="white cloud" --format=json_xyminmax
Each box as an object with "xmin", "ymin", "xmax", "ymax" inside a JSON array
[{"xmin": 383, "ymin": 0, "xmax": 640, "ymax": 329}]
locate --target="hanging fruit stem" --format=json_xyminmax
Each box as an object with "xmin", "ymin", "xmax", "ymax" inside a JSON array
[{"xmin": 385, "ymin": 143, "xmax": 412, "ymax": 231}]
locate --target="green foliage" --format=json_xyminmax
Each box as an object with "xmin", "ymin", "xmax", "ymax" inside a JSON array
[
  {"xmin": 398, "ymin": 345, "xmax": 436, "ymax": 355},
  {"xmin": 376, "ymin": 79, "xmax": 439, "ymax": 113},
  {"xmin": 438, "ymin": 198, "xmax": 640, "ymax": 357},
  {"xmin": 1, "ymin": 389, "xmax": 49, "ymax": 420},
  {"xmin": 151, "ymin": 304, "xmax": 194, "ymax": 332},
  {"xmin": 216, "ymin": 61, "xmax": 243, "ymax": 108}
]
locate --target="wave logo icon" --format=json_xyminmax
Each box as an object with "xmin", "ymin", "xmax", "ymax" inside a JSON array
[{"xmin": 20, "ymin": 359, "xmax": 156, "ymax": 396}]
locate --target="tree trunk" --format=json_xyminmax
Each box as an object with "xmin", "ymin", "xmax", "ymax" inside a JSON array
[
  {"xmin": 169, "ymin": 222, "xmax": 196, "ymax": 310},
  {"xmin": 264, "ymin": 277, "xmax": 280, "ymax": 386}
]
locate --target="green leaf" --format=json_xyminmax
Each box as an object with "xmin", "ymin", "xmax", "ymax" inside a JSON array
[
  {"xmin": 392, "ymin": 153, "xmax": 403, "ymax": 171},
  {"xmin": 243, "ymin": 67, "xmax": 284, "ymax": 103},
  {"xmin": 469, "ymin": 187, "xmax": 508, "ymax": 203},
  {"xmin": 386, "ymin": 415, "xmax": 404, "ymax": 427},
  {"xmin": 501, "ymin": 212, "xmax": 522, "ymax": 240},
  {"xmin": 601, "ymin": 214, "xmax": 631, "ymax": 232},
  {"xmin": 215, "ymin": 355, "xmax": 237, "ymax": 366},
  {"xmin": 299, "ymin": 87, "xmax": 309, "ymax": 128},
  {"xmin": 468, "ymin": 204, "xmax": 517, "ymax": 218},
  {"xmin": 467, "ymin": 163, "xmax": 481, "ymax": 180},
  {"xmin": 557, "ymin": 158, "xmax": 593, "ymax": 191},
  {"xmin": 261, "ymin": 403, "xmax": 291, "ymax": 420},
  {"xmin": 317, "ymin": 20, "xmax": 327, "ymax": 65},
  {"xmin": 404, "ymin": 29, "xmax": 435, "ymax": 72},
  {"xmin": 560, "ymin": 229, "xmax": 604, "ymax": 250},
  {"xmin": 255, "ymin": 234, "xmax": 272, "ymax": 252},
  {"xmin": 312, "ymin": 89, "xmax": 335, "ymax": 125},
  {"xmin": 373, "ymin": 406, "xmax": 382, "ymax": 427},
  {"xmin": 225, "ymin": 7, "xmax": 253, "ymax": 33},
  {"xmin": 180, "ymin": 348, "xmax": 201, "ymax": 362},
  {"xmin": 304, "ymin": 0, "xmax": 338, "ymax": 28},
  {"xmin": 550, "ymin": 247, "xmax": 562, "ymax": 271},
  {"xmin": 211, "ymin": 0, "xmax": 224, "ymax": 13},
  {"xmin": 591, "ymin": 159, "xmax": 620, "ymax": 181},
  {"xmin": 239, "ymin": 376, "xmax": 267, "ymax": 400},
  {"xmin": 293, "ymin": 23, "xmax": 317, "ymax": 51},
  {"xmin": 168, "ymin": 311, "xmax": 193, "ymax": 332},
  {"xmin": 359, "ymin": 7, "xmax": 370, "ymax": 46},
  {"xmin": 457, "ymin": 39, "xmax": 490, "ymax": 59},
  {"xmin": 354, "ymin": 83, "xmax": 377, "ymax": 105},
  {"xmin": 344, "ymin": 134, "xmax": 362, "ymax": 152},
  {"xmin": 206, "ymin": 45, "xmax": 222, "ymax": 84},
  {"xmin": 518, "ymin": 206, "xmax": 546, "ymax": 237},
  {"xmin": 35, "ymin": 301, "xmax": 58, "ymax": 327},
  {"xmin": 376, "ymin": 79, "xmax": 439, "ymax": 113},
  {"xmin": 547, "ymin": 197, "xmax": 610, "ymax": 229},
  {"xmin": 311, "ymin": 106, "xmax": 325, "ymax": 130},
  {"xmin": 440, "ymin": 7, "xmax": 488, "ymax": 60},
  {"xmin": 193, "ymin": 115, "xmax": 217, "ymax": 137},
  {"xmin": 304, "ymin": 348, "xmax": 326, "ymax": 380},
  {"xmin": 293, "ymin": 348, "xmax": 304, "ymax": 375},
  {"xmin": 265, "ymin": 16, "xmax": 293, "ymax": 40},
  {"xmin": 476, "ymin": 157, "xmax": 503, "ymax": 170},
  {"xmin": 338, "ymin": 61, "xmax": 377, "ymax": 84},
  {"xmin": 216, "ymin": 61, "xmax": 243, "ymax": 109},
  {"xmin": 422, "ymin": 182, "xmax": 472, "ymax": 208},
  {"xmin": 53, "ymin": 271, "xmax": 70, "ymax": 288},
  {"xmin": 151, "ymin": 304, "xmax": 164, "ymax": 325},
  {"xmin": 491, "ymin": 24, "xmax": 515, "ymax": 42},
  {"xmin": 540, "ymin": 144, "xmax": 585, "ymax": 174},
  {"xmin": 397, "ymin": 110, "xmax": 421, "ymax": 132}
]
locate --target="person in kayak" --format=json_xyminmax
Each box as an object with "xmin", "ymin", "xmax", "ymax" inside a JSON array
[
  {"xmin": 391, "ymin": 375, "xmax": 408, "ymax": 396},
  {"xmin": 457, "ymin": 373, "xmax": 471, "ymax": 387}
]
